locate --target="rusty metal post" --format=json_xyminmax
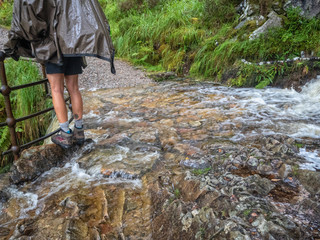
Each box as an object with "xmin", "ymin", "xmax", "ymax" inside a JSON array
[{"xmin": 0, "ymin": 52, "xmax": 20, "ymax": 160}]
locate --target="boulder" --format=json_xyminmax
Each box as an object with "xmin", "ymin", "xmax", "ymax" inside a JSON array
[
  {"xmin": 285, "ymin": 0, "xmax": 320, "ymax": 18},
  {"xmin": 250, "ymin": 11, "xmax": 283, "ymax": 40},
  {"xmin": 10, "ymin": 144, "xmax": 65, "ymax": 184}
]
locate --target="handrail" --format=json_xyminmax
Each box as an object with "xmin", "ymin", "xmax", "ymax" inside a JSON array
[{"xmin": 0, "ymin": 51, "xmax": 72, "ymax": 160}]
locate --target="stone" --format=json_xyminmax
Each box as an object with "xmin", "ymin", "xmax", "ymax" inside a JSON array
[
  {"xmin": 178, "ymin": 177, "xmax": 207, "ymax": 202},
  {"xmin": 278, "ymin": 164, "xmax": 292, "ymax": 179},
  {"xmin": 297, "ymin": 170, "xmax": 320, "ymax": 195},
  {"xmin": 10, "ymin": 144, "xmax": 65, "ymax": 184},
  {"xmin": 180, "ymin": 158, "xmax": 210, "ymax": 170},
  {"xmin": 250, "ymin": 11, "xmax": 283, "ymax": 40},
  {"xmin": 285, "ymin": 0, "xmax": 320, "ymax": 18},
  {"xmin": 247, "ymin": 157, "xmax": 259, "ymax": 167},
  {"xmin": 247, "ymin": 174, "xmax": 275, "ymax": 196},
  {"xmin": 131, "ymin": 127, "xmax": 158, "ymax": 143}
]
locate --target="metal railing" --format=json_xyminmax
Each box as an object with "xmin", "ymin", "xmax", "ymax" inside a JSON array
[{"xmin": 0, "ymin": 51, "xmax": 72, "ymax": 160}]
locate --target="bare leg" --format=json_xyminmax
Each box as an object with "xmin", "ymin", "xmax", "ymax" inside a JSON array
[
  {"xmin": 65, "ymin": 74, "xmax": 83, "ymax": 121},
  {"xmin": 47, "ymin": 73, "xmax": 68, "ymax": 123}
]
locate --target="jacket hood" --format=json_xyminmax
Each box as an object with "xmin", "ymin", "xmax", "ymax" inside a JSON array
[{"xmin": 4, "ymin": 0, "xmax": 116, "ymax": 74}]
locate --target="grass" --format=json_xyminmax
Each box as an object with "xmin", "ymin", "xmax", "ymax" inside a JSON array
[
  {"xmin": 2, "ymin": 0, "xmax": 319, "ymax": 88},
  {"xmin": 192, "ymin": 167, "xmax": 212, "ymax": 176},
  {"xmin": 97, "ymin": 0, "xmax": 320, "ymax": 88},
  {"xmin": 0, "ymin": 59, "xmax": 51, "ymax": 170},
  {"xmin": 0, "ymin": 0, "xmax": 13, "ymax": 27}
]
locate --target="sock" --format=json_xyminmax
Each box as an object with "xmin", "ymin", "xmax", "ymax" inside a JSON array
[
  {"xmin": 59, "ymin": 121, "xmax": 71, "ymax": 133},
  {"xmin": 75, "ymin": 119, "xmax": 83, "ymax": 129}
]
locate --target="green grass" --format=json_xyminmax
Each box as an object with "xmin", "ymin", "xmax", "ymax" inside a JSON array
[
  {"xmin": 98, "ymin": 1, "xmax": 320, "ymax": 87},
  {"xmin": 2, "ymin": 0, "xmax": 319, "ymax": 88},
  {"xmin": 0, "ymin": 59, "xmax": 51, "ymax": 169},
  {"xmin": 192, "ymin": 167, "xmax": 212, "ymax": 176},
  {"xmin": 0, "ymin": 0, "xmax": 13, "ymax": 27}
]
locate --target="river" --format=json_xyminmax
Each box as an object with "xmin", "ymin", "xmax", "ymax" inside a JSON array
[{"xmin": 0, "ymin": 79, "xmax": 319, "ymax": 239}]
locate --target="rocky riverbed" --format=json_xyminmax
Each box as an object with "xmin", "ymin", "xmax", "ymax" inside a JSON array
[{"xmin": 1, "ymin": 80, "xmax": 320, "ymax": 239}]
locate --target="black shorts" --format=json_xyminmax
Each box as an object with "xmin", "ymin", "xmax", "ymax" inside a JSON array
[{"xmin": 45, "ymin": 57, "xmax": 83, "ymax": 75}]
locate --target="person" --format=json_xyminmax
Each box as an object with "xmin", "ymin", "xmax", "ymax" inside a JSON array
[
  {"xmin": 46, "ymin": 57, "xmax": 85, "ymax": 149},
  {"xmin": 4, "ymin": 0, "xmax": 115, "ymax": 149}
]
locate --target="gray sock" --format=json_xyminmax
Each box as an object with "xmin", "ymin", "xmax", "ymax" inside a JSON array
[
  {"xmin": 59, "ymin": 121, "xmax": 70, "ymax": 133},
  {"xmin": 75, "ymin": 119, "xmax": 83, "ymax": 129}
]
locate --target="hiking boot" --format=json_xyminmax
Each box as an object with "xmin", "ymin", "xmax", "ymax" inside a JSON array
[
  {"xmin": 73, "ymin": 127, "xmax": 85, "ymax": 145},
  {"xmin": 51, "ymin": 130, "xmax": 73, "ymax": 149}
]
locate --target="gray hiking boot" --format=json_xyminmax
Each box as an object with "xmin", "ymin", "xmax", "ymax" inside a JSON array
[
  {"xmin": 51, "ymin": 130, "xmax": 73, "ymax": 149},
  {"xmin": 73, "ymin": 127, "xmax": 85, "ymax": 145}
]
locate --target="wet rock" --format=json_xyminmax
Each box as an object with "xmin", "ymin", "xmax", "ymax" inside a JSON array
[
  {"xmin": 285, "ymin": 0, "xmax": 320, "ymax": 18},
  {"xmin": 0, "ymin": 190, "xmax": 10, "ymax": 203},
  {"xmin": 180, "ymin": 158, "xmax": 210, "ymax": 170},
  {"xmin": 247, "ymin": 174, "xmax": 275, "ymax": 196},
  {"xmin": 250, "ymin": 11, "xmax": 283, "ymax": 40},
  {"xmin": 278, "ymin": 163, "xmax": 292, "ymax": 179},
  {"xmin": 66, "ymin": 219, "xmax": 89, "ymax": 239},
  {"xmin": 1, "ymin": 82, "xmax": 320, "ymax": 238},
  {"xmin": 10, "ymin": 144, "xmax": 65, "ymax": 184},
  {"xmin": 131, "ymin": 127, "xmax": 158, "ymax": 143},
  {"xmin": 247, "ymin": 156, "xmax": 259, "ymax": 168},
  {"xmin": 252, "ymin": 215, "xmax": 287, "ymax": 238},
  {"xmin": 178, "ymin": 177, "xmax": 207, "ymax": 202},
  {"xmin": 297, "ymin": 170, "xmax": 320, "ymax": 195}
]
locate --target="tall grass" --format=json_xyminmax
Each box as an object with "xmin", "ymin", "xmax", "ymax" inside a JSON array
[
  {"xmin": 0, "ymin": 60, "xmax": 51, "ymax": 169},
  {"xmin": 98, "ymin": 0, "xmax": 320, "ymax": 86},
  {"xmin": 0, "ymin": 0, "xmax": 13, "ymax": 27}
]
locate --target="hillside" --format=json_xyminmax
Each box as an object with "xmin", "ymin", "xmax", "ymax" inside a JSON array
[
  {"xmin": 1, "ymin": 0, "xmax": 320, "ymax": 88},
  {"xmin": 98, "ymin": 0, "xmax": 320, "ymax": 88}
]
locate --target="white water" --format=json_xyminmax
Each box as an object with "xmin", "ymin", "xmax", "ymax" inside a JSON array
[
  {"xmin": 2, "ymin": 78, "xmax": 320, "ymax": 223},
  {"xmin": 199, "ymin": 77, "xmax": 320, "ymax": 170}
]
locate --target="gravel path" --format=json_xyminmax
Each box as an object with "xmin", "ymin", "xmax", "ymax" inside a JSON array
[{"xmin": 0, "ymin": 27, "xmax": 153, "ymax": 89}]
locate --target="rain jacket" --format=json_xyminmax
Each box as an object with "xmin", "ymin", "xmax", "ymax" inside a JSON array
[{"xmin": 4, "ymin": 0, "xmax": 116, "ymax": 74}]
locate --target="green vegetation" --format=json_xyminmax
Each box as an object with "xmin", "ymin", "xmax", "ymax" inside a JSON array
[
  {"xmin": 174, "ymin": 188, "xmax": 181, "ymax": 199},
  {"xmin": 0, "ymin": 0, "xmax": 13, "ymax": 28},
  {"xmin": 294, "ymin": 143, "xmax": 305, "ymax": 149},
  {"xmin": 192, "ymin": 167, "xmax": 212, "ymax": 176},
  {"xmin": 98, "ymin": 0, "xmax": 320, "ymax": 88},
  {"xmin": 243, "ymin": 209, "xmax": 252, "ymax": 217},
  {"xmin": 0, "ymin": 59, "xmax": 51, "ymax": 170},
  {"xmin": 1, "ymin": 0, "xmax": 320, "ymax": 88}
]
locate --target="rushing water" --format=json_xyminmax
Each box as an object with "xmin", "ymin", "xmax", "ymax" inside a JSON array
[
  {"xmin": 1, "ymin": 78, "xmax": 320, "ymax": 238},
  {"xmin": 198, "ymin": 77, "xmax": 320, "ymax": 170}
]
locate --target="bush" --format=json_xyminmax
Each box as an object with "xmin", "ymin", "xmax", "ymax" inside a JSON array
[
  {"xmin": 203, "ymin": 0, "xmax": 241, "ymax": 26},
  {"xmin": 0, "ymin": 0, "xmax": 13, "ymax": 27},
  {"xmin": 0, "ymin": 60, "xmax": 51, "ymax": 168}
]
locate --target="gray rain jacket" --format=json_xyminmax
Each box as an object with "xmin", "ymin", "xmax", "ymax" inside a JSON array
[{"xmin": 4, "ymin": 0, "xmax": 115, "ymax": 74}]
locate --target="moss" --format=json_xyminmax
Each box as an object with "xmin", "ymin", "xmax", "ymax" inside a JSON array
[{"xmin": 192, "ymin": 167, "xmax": 212, "ymax": 176}]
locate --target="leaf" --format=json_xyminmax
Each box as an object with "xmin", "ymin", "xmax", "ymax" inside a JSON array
[{"xmin": 255, "ymin": 79, "xmax": 270, "ymax": 89}]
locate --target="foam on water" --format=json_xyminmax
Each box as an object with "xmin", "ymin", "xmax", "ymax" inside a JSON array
[
  {"xmin": 6, "ymin": 187, "xmax": 38, "ymax": 219},
  {"xmin": 199, "ymin": 77, "xmax": 320, "ymax": 170},
  {"xmin": 299, "ymin": 148, "xmax": 320, "ymax": 170}
]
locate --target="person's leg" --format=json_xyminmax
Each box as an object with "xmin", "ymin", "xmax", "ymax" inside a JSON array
[
  {"xmin": 47, "ymin": 73, "xmax": 68, "ymax": 124},
  {"xmin": 47, "ymin": 73, "xmax": 73, "ymax": 149},
  {"xmin": 65, "ymin": 74, "xmax": 85, "ymax": 145},
  {"xmin": 65, "ymin": 74, "xmax": 83, "ymax": 125}
]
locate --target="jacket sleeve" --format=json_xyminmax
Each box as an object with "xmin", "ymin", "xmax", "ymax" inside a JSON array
[{"xmin": 4, "ymin": 0, "xmax": 49, "ymax": 59}]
